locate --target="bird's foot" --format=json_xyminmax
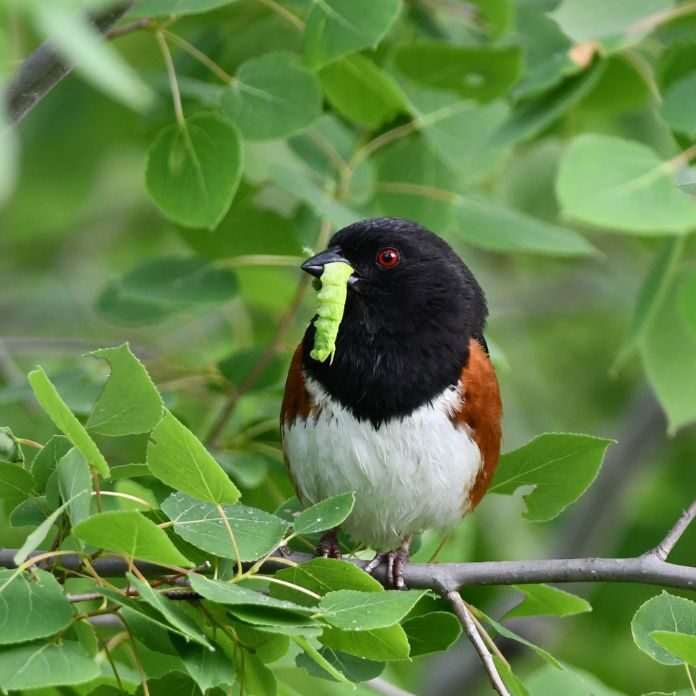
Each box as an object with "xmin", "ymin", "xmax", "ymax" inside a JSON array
[
  {"xmin": 315, "ymin": 529, "xmax": 342, "ymax": 559},
  {"xmin": 364, "ymin": 536, "xmax": 412, "ymax": 590}
]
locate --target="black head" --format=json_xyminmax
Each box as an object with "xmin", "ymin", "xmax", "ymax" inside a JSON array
[{"xmin": 301, "ymin": 217, "xmax": 488, "ymax": 425}]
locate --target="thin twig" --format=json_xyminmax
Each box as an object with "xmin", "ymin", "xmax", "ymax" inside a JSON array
[
  {"xmin": 105, "ymin": 17, "xmax": 152, "ymax": 40},
  {"xmin": 257, "ymin": 0, "xmax": 304, "ymax": 30},
  {"xmin": 162, "ymin": 30, "xmax": 234, "ymax": 84},
  {"xmin": 5, "ymin": 2, "xmax": 136, "ymax": 123},
  {"xmin": 445, "ymin": 590, "xmax": 510, "ymax": 696},
  {"xmin": 155, "ymin": 30, "xmax": 185, "ymax": 126},
  {"xmin": 647, "ymin": 498, "xmax": 696, "ymax": 561},
  {"xmin": 205, "ymin": 218, "xmax": 333, "ymax": 449}
]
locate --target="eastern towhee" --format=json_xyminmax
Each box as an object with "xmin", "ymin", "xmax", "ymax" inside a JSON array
[{"xmin": 281, "ymin": 217, "xmax": 502, "ymax": 588}]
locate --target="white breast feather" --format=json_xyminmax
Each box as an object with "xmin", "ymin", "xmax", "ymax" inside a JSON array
[{"xmin": 282, "ymin": 376, "xmax": 482, "ymax": 550}]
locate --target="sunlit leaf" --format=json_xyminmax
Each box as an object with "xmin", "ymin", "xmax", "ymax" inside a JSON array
[
  {"xmin": 557, "ymin": 134, "xmax": 696, "ymax": 235},
  {"xmin": 632, "ymin": 592, "xmax": 696, "ymax": 665},
  {"xmin": 73, "ymin": 510, "xmax": 192, "ymax": 566},
  {"xmin": 505, "ymin": 584, "xmax": 591, "ymax": 619},
  {"xmin": 146, "ymin": 112, "xmax": 242, "ymax": 228},
  {"xmin": 86, "ymin": 343, "xmax": 163, "ymax": 436},
  {"xmin": 161, "ymin": 491, "xmax": 287, "ymax": 560},
  {"xmin": 320, "ymin": 624, "xmax": 410, "ymax": 661},
  {"xmin": 293, "ymin": 492, "xmax": 355, "ymax": 535},
  {"xmin": 28, "ymin": 368, "xmax": 109, "ymax": 478},
  {"xmin": 651, "ymin": 631, "xmax": 696, "ymax": 667},
  {"xmin": 489, "ymin": 433, "xmax": 613, "ymax": 522},
  {"xmin": 147, "ymin": 411, "xmax": 240, "ymax": 504}
]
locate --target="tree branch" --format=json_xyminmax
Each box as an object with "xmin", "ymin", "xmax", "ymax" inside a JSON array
[
  {"xmin": 3, "ymin": 546, "xmax": 696, "ymax": 591},
  {"xmin": 647, "ymin": 497, "xmax": 696, "ymax": 561},
  {"xmin": 4, "ymin": 2, "xmax": 136, "ymax": 124},
  {"xmin": 445, "ymin": 590, "xmax": 510, "ymax": 696}
]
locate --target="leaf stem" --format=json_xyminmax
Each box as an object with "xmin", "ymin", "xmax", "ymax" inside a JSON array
[
  {"xmin": 163, "ymin": 30, "xmax": 235, "ymax": 85},
  {"xmin": 17, "ymin": 437, "xmax": 43, "ymax": 449},
  {"xmin": 257, "ymin": 0, "xmax": 304, "ymax": 30},
  {"xmin": 216, "ymin": 503, "xmax": 243, "ymax": 578},
  {"xmin": 687, "ymin": 662, "xmax": 696, "ymax": 696},
  {"xmin": 155, "ymin": 30, "xmax": 185, "ymax": 127}
]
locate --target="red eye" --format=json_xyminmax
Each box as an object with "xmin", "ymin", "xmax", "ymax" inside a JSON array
[{"xmin": 376, "ymin": 248, "xmax": 400, "ymax": 268}]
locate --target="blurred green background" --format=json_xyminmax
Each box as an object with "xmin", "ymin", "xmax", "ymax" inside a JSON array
[{"xmin": 2, "ymin": 0, "xmax": 696, "ymax": 693}]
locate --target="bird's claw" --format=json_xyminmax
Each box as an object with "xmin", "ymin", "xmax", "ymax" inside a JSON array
[
  {"xmin": 315, "ymin": 529, "xmax": 342, "ymax": 559},
  {"xmin": 365, "ymin": 545, "xmax": 409, "ymax": 590}
]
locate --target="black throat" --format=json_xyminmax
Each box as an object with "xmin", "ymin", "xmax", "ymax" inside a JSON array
[{"xmin": 302, "ymin": 293, "xmax": 476, "ymax": 427}]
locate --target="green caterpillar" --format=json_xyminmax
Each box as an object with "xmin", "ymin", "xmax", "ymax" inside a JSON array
[{"xmin": 310, "ymin": 261, "xmax": 354, "ymax": 364}]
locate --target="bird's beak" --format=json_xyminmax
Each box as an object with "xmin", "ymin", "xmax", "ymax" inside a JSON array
[{"xmin": 302, "ymin": 247, "xmax": 357, "ymax": 287}]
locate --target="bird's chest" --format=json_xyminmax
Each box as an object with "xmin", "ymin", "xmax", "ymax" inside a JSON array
[{"xmin": 282, "ymin": 377, "xmax": 482, "ymax": 550}]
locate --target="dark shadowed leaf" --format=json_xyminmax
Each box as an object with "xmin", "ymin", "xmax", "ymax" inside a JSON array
[
  {"xmin": 31, "ymin": 435, "xmax": 71, "ymax": 493},
  {"xmin": 402, "ymin": 612, "xmax": 462, "ymax": 656},
  {"xmin": 57, "ymin": 448, "xmax": 92, "ymax": 526}
]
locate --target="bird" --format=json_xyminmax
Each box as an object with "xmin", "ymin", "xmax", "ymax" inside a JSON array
[{"xmin": 280, "ymin": 217, "xmax": 502, "ymax": 589}]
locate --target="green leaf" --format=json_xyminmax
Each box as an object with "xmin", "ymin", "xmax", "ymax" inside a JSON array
[
  {"xmin": 10, "ymin": 497, "xmax": 49, "ymax": 527},
  {"xmin": 293, "ymin": 635, "xmax": 353, "ymax": 686},
  {"xmin": 402, "ymin": 611, "xmax": 462, "ymax": 656},
  {"xmin": 13, "ymin": 497, "xmax": 76, "ymax": 565},
  {"xmin": 477, "ymin": 609, "xmax": 563, "ymax": 668},
  {"xmin": 296, "ymin": 645, "xmax": 384, "ymax": 683},
  {"xmin": 490, "ymin": 65, "xmax": 603, "ymax": 147},
  {"xmin": 0, "ymin": 461, "xmax": 34, "ymax": 511},
  {"xmin": 234, "ymin": 651, "xmax": 278, "ymax": 696},
  {"xmin": 0, "ymin": 426, "xmax": 23, "ymax": 463},
  {"xmin": 233, "ymin": 623, "xmax": 291, "ymax": 662},
  {"xmin": 146, "ymin": 112, "xmax": 242, "ymax": 229},
  {"xmin": 303, "ymin": 0, "xmax": 402, "ymax": 69},
  {"xmin": 73, "ymin": 510, "xmax": 192, "ymax": 566},
  {"xmin": 161, "ymin": 491, "xmax": 288, "ymax": 561},
  {"xmin": 408, "ymin": 90, "xmax": 511, "ymax": 183},
  {"xmin": 222, "ymin": 51, "xmax": 322, "ymax": 141},
  {"xmin": 130, "ymin": 0, "xmax": 240, "ymax": 17},
  {"xmin": 319, "ymin": 589, "xmax": 427, "ymax": 631},
  {"xmin": 28, "ymin": 367, "xmax": 109, "ymax": 478},
  {"xmin": 33, "ymin": 5, "xmax": 151, "ymax": 112},
  {"xmin": 680, "ymin": 269, "xmax": 696, "ymax": 339},
  {"xmin": 174, "ymin": 639, "xmax": 237, "ymax": 691},
  {"xmin": 134, "ymin": 673, "xmax": 204, "ymax": 696},
  {"xmin": 550, "ymin": 0, "xmax": 671, "ymax": 44},
  {"xmin": 449, "ymin": 188, "xmax": 597, "ymax": 257},
  {"xmin": 320, "ymin": 624, "xmax": 410, "ymax": 661},
  {"xmin": 632, "ymin": 592, "xmax": 696, "ymax": 665},
  {"xmin": 557, "ymin": 134, "xmax": 696, "ymax": 235},
  {"xmin": 271, "ymin": 165, "xmax": 359, "ymax": 228},
  {"xmin": 127, "ymin": 573, "xmax": 212, "ymax": 648},
  {"xmin": 0, "ymin": 641, "xmax": 100, "ymax": 690},
  {"xmin": 0, "ymin": 569, "xmax": 73, "ymax": 645},
  {"xmin": 189, "ymin": 574, "xmax": 316, "ymax": 615},
  {"xmin": 661, "ymin": 73, "xmax": 696, "ymax": 137},
  {"xmin": 640, "ymin": 269, "xmax": 696, "ymax": 432},
  {"xmin": 526, "ymin": 664, "xmax": 627, "ymax": 695},
  {"xmin": 319, "ymin": 54, "xmax": 406, "ymax": 128},
  {"xmin": 293, "ymin": 493, "xmax": 355, "ymax": 535},
  {"xmin": 394, "ymin": 43, "xmax": 522, "ymax": 102},
  {"xmin": 614, "ymin": 237, "xmax": 685, "ymax": 370},
  {"xmin": 272, "ymin": 557, "xmax": 383, "ymax": 606},
  {"xmin": 86, "ymin": 343, "xmax": 163, "ymax": 436},
  {"xmin": 505, "ymin": 584, "xmax": 591, "ymax": 619},
  {"xmin": 57, "ymin": 448, "xmax": 92, "ymax": 526},
  {"xmin": 98, "ymin": 256, "xmax": 239, "ymax": 325},
  {"xmin": 31, "ymin": 435, "xmax": 71, "ymax": 493},
  {"xmin": 651, "ymin": 631, "xmax": 696, "ymax": 667},
  {"xmin": 489, "ymin": 433, "xmax": 613, "ymax": 522},
  {"xmin": 147, "ymin": 410, "xmax": 240, "ymax": 504}
]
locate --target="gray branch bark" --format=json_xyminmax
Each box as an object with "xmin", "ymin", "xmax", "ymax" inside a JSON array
[
  {"xmin": 4, "ymin": 2, "xmax": 136, "ymax": 124},
  {"xmin": 2, "ymin": 549, "xmax": 695, "ymax": 591}
]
